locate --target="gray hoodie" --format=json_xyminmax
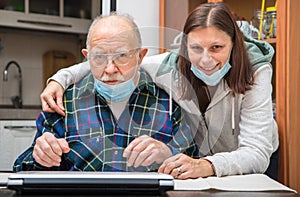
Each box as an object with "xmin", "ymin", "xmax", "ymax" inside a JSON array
[{"xmin": 50, "ymin": 35, "xmax": 278, "ymax": 177}]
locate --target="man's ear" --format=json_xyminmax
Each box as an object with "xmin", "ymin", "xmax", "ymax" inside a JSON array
[
  {"xmin": 137, "ymin": 48, "xmax": 148, "ymax": 65},
  {"xmin": 81, "ymin": 49, "xmax": 88, "ymax": 58}
]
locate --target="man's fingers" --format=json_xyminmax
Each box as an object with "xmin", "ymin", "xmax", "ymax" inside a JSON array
[
  {"xmin": 132, "ymin": 143, "xmax": 156, "ymax": 168},
  {"xmin": 124, "ymin": 135, "xmax": 169, "ymax": 168},
  {"xmin": 33, "ymin": 145, "xmax": 60, "ymax": 167},
  {"xmin": 33, "ymin": 133, "xmax": 70, "ymax": 168},
  {"xmin": 123, "ymin": 137, "xmax": 142, "ymax": 158},
  {"xmin": 57, "ymin": 138, "xmax": 70, "ymax": 153},
  {"xmin": 32, "ymin": 152, "xmax": 51, "ymax": 167},
  {"xmin": 124, "ymin": 137, "xmax": 148, "ymax": 166},
  {"xmin": 37, "ymin": 133, "xmax": 62, "ymax": 158},
  {"xmin": 127, "ymin": 151, "xmax": 140, "ymax": 167},
  {"xmin": 37, "ymin": 137, "xmax": 62, "ymax": 162},
  {"xmin": 135, "ymin": 148, "xmax": 155, "ymax": 167},
  {"xmin": 139, "ymin": 151, "xmax": 159, "ymax": 167},
  {"xmin": 43, "ymin": 134, "xmax": 63, "ymax": 155}
]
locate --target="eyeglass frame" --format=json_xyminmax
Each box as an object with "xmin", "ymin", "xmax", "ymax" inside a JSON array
[{"xmin": 88, "ymin": 48, "xmax": 140, "ymax": 68}]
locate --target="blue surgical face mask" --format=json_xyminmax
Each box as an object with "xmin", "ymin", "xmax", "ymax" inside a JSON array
[
  {"xmin": 190, "ymin": 60, "xmax": 231, "ymax": 86},
  {"xmin": 94, "ymin": 74, "xmax": 136, "ymax": 102}
]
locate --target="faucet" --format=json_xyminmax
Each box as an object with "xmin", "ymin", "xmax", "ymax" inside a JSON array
[{"xmin": 3, "ymin": 60, "xmax": 23, "ymax": 108}]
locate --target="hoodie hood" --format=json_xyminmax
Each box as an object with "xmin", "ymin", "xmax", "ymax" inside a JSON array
[
  {"xmin": 157, "ymin": 28, "xmax": 275, "ymax": 78},
  {"xmin": 244, "ymin": 32, "xmax": 275, "ymax": 71},
  {"xmin": 156, "ymin": 48, "xmax": 180, "ymax": 79}
]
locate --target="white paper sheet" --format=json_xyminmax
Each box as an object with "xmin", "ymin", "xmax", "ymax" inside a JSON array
[{"xmin": 174, "ymin": 174, "xmax": 296, "ymax": 192}]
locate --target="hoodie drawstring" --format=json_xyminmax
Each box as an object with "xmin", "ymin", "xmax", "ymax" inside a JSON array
[{"xmin": 169, "ymin": 69, "xmax": 173, "ymax": 119}]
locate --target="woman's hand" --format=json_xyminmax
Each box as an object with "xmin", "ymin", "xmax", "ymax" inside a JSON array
[
  {"xmin": 158, "ymin": 153, "xmax": 215, "ymax": 179},
  {"xmin": 40, "ymin": 80, "xmax": 65, "ymax": 116}
]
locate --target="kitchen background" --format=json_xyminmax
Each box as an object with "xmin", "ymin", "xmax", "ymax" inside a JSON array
[
  {"xmin": 0, "ymin": 0, "xmax": 160, "ymax": 107},
  {"xmin": 0, "ymin": 0, "xmax": 278, "ymax": 171},
  {"xmin": 1, "ymin": 0, "xmax": 299, "ymax": 193},
  {"xmin": 0, "ymin": 0, "xmax": 160, "ymax": 171},
  {"xmin": 0, "ymin": 28, "xmax": 82, "ymax": 106}
]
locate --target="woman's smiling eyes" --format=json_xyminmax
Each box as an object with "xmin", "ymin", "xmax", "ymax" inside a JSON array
[
  {"xmin": 189, "ymin": 44, "xmax": 224, "ymax": 54},
  {"xmin": 189, "ymin": 45, "xmax": 203, "ymax": 53},
  {"xmin": 211, "ymin": 45, "xmax": 224, "ymax": 52}
]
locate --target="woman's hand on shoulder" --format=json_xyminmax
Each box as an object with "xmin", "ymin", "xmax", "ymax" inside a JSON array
[
  {"xmin": 40, "ymin": 80, "xmax": 65, "ymax": 116},
  {"xmin": 158, "ymin": 153, "xmax": 215, "ymax": 179}
]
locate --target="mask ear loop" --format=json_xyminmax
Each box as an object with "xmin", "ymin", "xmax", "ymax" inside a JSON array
[
  {"xmin": 131, "ymin": 51, "xmax": 141, "ymax": 85},
  {"xmin": 169, "ymin": 69, "xmax": 173, "ymax": 120}
]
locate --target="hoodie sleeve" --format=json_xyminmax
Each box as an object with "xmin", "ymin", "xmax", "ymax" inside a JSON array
[
  {"xmin": 205, "ymin": 64, "xmax": 279, "ymax": 177},
  {"xmin": 48, "ymin": 61, "xmax": 90, "ymax": 90}
]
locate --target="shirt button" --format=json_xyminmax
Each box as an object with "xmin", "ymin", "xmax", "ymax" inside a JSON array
[{"xmin": 114, "ymin": 150, "xmax": 118, "ymax": 155}]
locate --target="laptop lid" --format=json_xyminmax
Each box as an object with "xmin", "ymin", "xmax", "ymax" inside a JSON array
[{"xmin": 7, "ymin": 171, "xmax": 174, "ymax": 195}]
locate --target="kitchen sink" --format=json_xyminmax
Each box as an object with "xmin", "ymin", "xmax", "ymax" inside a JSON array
[{"xmin": 0, "ymin": 105, "xmax": 42, "ymax": 120}]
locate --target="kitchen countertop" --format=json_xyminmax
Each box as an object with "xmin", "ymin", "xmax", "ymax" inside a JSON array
[{"xmin": 0, "ymin": 105, "xmax": 41, "ymax": 120}]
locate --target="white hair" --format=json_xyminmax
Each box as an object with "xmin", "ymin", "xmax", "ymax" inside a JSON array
[{"xmin": 86, "ymin": 12, "xmax": 142, "ymax": 50}]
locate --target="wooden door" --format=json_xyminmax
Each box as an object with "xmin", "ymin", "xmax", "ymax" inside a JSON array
[
  {"xmin": 276, "ymin": 0, "xmax": 300, "ymax": 192},
  {"xmin": 43, "ymin": 50, "xmax": 76, "ymax": 86}
]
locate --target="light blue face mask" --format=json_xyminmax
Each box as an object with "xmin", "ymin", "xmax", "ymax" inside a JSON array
[
  {"xmin": 94, "ymin": 75, "xmax": 136, "ymax": 102},
  {"xmin": 190, "ymin": 60, "xmax": 231, "ymax": 86}
]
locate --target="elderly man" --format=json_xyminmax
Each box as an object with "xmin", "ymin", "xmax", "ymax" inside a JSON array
[{"xmin": 13, "ymin": 13, "xmax": 198, "ymax": 172}]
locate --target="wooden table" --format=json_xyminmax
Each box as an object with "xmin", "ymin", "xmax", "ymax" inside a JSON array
[{"xmin": 0, "ymin": 188, "xmax": 298, "ymax": 197}]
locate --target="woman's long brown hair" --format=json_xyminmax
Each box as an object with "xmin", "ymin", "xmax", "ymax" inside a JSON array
[{"xmin": 178, "ymin": 3, "xmax": 253, "ymax": 110}]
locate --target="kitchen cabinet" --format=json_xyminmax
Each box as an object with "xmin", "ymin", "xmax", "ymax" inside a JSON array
[
  {"xmin": 160, "ymin": 0, "xmax": 300, "ymax": 192},
  {"xmin": 0, "ymin": 120, "xmax": 36, "ymax": 171},
  {"xmin": 0, "ymin": 0, "xmax": 101, "ymax": 34}
]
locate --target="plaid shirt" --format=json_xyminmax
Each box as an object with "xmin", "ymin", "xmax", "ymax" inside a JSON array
[{"xmin": 14, "ymin": 69, "xmax": 199, "ymax": 172}]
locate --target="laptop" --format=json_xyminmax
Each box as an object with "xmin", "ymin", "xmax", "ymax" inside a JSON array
[{"xmin": 7, "ymin": 171, "xmax": 174, "ymax": 195}]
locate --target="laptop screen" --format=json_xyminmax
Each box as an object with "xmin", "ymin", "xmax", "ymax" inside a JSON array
[{"xmin": 7, "ymin": 171, "xmax": 174, "ymax": 195}]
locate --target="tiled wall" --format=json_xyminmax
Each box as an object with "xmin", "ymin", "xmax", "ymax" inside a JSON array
[{"xmin": 0, "ymin": 28, "xmax": 84, "ymax": 106}]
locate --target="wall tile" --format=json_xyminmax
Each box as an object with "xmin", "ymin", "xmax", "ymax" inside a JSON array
[{"xmin": 0, "ymin": 28, "xmax": 83, "ymax": 106}]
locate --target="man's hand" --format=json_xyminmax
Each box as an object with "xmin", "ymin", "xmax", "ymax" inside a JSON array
[
  {"xmin": 40, "ymin": 80, "xmax": 65, "ymax": 116},
  {"xmin": 123, "ymin": 135, "xmax": 172, "ymax": 168},
  {"xmin": 33, "ymin": 132, "xmax": 70, "ymax": 167}
]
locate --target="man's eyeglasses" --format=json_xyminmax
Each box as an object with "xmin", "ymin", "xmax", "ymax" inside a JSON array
[{"xmin": 89, "ymin": 49, "xmax": 139, "ymax": 67}]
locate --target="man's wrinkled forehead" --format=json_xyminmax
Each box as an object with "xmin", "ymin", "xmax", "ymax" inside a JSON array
[
  {"xmin": 90, "ymin": 31, "xmax": 138, "ymax": 53},
  {"xmin": 88, "ymin": 16, "xmax": 139, "ymax": 52}
]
